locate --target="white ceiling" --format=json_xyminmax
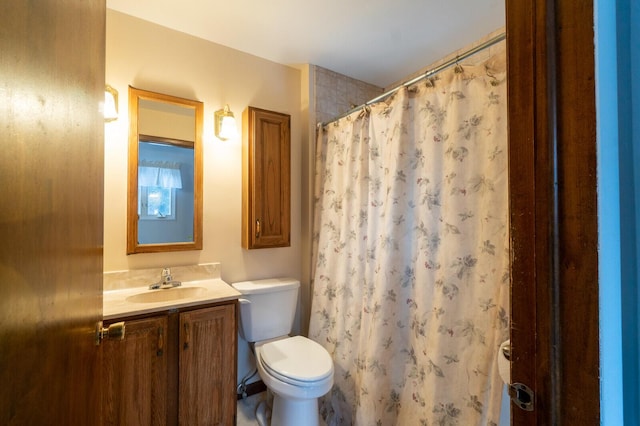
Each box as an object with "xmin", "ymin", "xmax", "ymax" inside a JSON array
[{"xmin": 106, "ymin": 0, "xmax": 505, "ymax": 89}]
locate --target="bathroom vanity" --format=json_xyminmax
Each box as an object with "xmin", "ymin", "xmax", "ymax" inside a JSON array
[{"xmin": 102, "ymin": 270, "xmax": 240, "ymax": 426}]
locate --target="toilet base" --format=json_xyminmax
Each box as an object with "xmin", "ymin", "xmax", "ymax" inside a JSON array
[{"xmin": 271, "ymin": 393, "xmax": 319, "ymax": 426}]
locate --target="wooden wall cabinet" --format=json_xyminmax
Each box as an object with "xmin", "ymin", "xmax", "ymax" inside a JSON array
[
  {"xmin": 242, "ymin": 106, "xmax": 291, "ymax": 249},
  {"xmin": 102, "ymin": 302, "xmax": 237, "ymax": 426}
]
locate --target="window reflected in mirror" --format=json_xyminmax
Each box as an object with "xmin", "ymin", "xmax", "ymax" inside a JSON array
[{"xmin": 137, "ymin": 138, "xmax": 194, "ymax": 244}]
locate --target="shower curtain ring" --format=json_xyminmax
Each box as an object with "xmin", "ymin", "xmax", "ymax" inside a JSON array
[{"xmin": 454, "ymin": 55, "xmax": 464, "ymax": 74}]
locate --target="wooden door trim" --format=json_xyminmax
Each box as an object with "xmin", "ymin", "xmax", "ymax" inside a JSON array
[
  {"xmin": 505, "ymin": 0, "xmax": 539, "ymax": 421},
  {"xmin": 507, "ymin": 0, "xmax": 600, "ymax": 424}
]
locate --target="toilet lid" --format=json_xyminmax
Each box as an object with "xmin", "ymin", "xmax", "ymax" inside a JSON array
[{"xmin": 260, "ymin": 336, "xmax": 333, "ymax": 382}]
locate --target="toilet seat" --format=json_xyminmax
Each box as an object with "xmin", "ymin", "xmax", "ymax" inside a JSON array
[{"xmin": 258, "ymin": 336, "xmax": 333, "ymax": 386}]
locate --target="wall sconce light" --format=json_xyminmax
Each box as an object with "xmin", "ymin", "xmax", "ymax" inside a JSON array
[
  {"xmin": 104, "ymin": 85, "xmax": 118, "ymax": 122},
  {"xmin": 214, "ymin": 104, "xmax": 238, "ymax": 140}
]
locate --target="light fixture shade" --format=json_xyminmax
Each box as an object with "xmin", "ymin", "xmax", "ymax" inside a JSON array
[
  {"xmin": 104, "ymin": 85, "xmax": 118, "ymax": 122},
  {"xmin": 219, "ymin": 115, "xmax": 237, "ymax": 140},
  {"xmin": 215, "ymin": 104, "xmax": 238, "ymax": 140}
]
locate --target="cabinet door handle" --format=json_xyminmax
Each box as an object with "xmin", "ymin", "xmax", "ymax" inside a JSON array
[
  {"xmin": 183, "ymin": 322, "xmax": 190, "ymax": 350},
  {"xmin": 95, "ymin": 321, "xmax": 125, "ymax": 345},
  {"xmin": 157, "ymin": 327, "xmax": 164, "ymax": 356},
  {"xmin": 256, "ymin": 219, "xmax": 261, "ymax": 238}
]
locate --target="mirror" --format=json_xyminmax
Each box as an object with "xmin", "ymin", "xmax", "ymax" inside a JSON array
[{"xmin": 127, "ymin": 86, "xmax": 203, "ymax": 254}]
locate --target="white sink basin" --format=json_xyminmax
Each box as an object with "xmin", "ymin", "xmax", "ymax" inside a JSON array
[
  {"xmin": 103, "ymin": 277, "xmax": 242, "ymax": 320},
  {"xmin": 125, "ymin": 286, "xmax": 208, "ymax": 304}
]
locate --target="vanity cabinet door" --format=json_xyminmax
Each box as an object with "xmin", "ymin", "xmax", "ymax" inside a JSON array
[
  {"xmin": 103, "ymin": 316, "xmax": 168, "ymax": 426},
  {"xmin": 242, "ymin": 106, "xmax": 291, "ymax": 249},
  {"xmin": 179, "ymin": 304, "xmax": 237, "ymax": 425}
]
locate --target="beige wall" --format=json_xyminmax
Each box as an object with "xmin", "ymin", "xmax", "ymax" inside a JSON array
[{"xmin": 104, "ymin": 10, "xmax": 302, "ymax": 290}]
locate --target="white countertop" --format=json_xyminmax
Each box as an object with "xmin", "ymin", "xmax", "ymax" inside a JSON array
[{"xmin": 103, "ymin": 278, "xmax": 241, "ymax": 321}]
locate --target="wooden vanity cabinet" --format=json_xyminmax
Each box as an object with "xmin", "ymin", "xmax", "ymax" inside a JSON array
[
  {"xmin": 102, "ymin": 302, "xmax": 237, "ymax": 426},
  {"xmin": 178, "ymin": 305, "xmax": 237, "ymax": 424},
  {"xmin": 242, "ymin": 106, "xmax": 291, "ymax": 249},
  {"xmin": 103, "ymin": 315, "xmax": 169, "ymax": 425}
]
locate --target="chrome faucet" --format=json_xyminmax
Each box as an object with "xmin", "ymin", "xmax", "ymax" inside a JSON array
[
  {"xmin": 149, "ymin": 267, "xmax": 182, "ymax": 290},
  {"xmin": 161, "ymin": 267, "xmax": 172, "ymax": 283}
]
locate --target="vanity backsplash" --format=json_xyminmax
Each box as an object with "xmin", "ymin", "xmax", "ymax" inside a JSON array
[{"xmin": 103, "ymin": 262, "xmax": 221, "ymax": 291}]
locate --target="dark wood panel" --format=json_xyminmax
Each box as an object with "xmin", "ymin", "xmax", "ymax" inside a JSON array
[
  {"xmin": 103, "ymin": 317, "xmax": 169, "ymax": 426},
  {"xmin": 506, "ymin": 0, "xmax": 540, "ymax": 423},
  {"xmin": 179, "ymin": 304, "xmax": 237, "ymax": 425},
  {"xmin": 260, "ymin": 119, "xmax": 285, "ymax": 237},
  {"xmin": 0, "ymin": 1, "xmax": 105, "ymax": 425},
  {"xmin": 554, "ymin": 0, "xmax": 600, "ymax": 421},
  {"xmin": 507, "ymin": 0, "xmax": 600, "ymax": 423}
]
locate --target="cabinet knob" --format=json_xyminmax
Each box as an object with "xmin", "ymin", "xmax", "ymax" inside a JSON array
[{"xmin": 256, "ymin": 219, "xmax": 261, "ymax": 238}]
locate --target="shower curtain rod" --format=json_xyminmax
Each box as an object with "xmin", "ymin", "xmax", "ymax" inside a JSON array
[{"xmin": 320, "ymin": 31, "xmax": 506, "ymax": 127}]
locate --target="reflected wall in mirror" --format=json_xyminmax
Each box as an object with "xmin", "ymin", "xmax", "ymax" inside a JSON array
[{"xmin": 127, "ymin": 86, "xmax": 203, "ymax": 254}]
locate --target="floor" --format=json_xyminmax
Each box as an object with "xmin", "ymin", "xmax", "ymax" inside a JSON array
[
  {"xmin": 238, "ymin": 390, "xmax": 505, "ymax": 425},
  {"xmin": 236, "ymin": 391, "xmax": 270, "ymax": 426},
  {"xmin": 236, "ymin": 391, "xmax": 328, "ymax": 426}
]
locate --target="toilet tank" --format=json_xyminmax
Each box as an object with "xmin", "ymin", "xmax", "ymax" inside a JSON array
[{"xmin": 232, "ymin": 278, "xmax": 300, "ymax": 342}]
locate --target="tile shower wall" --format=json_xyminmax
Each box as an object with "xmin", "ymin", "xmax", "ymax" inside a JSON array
[{"xmin": 313, "ymin": 65, "xmax": 383, "ymax": 125}]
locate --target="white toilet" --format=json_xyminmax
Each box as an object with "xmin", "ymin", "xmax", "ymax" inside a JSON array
[{"xmin": 232, "ymin": 278, "xmax": 334, "ymax": 426}]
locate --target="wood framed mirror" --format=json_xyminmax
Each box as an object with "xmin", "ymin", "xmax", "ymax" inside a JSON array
[{"xmin": 127, "ymin": 86, "xmax": 203, "ymax": 254}]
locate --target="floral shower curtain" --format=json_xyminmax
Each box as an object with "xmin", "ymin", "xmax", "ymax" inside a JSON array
[{"xmin": 309, "ymin": 47, "xmax": 509, "ymax": 426}]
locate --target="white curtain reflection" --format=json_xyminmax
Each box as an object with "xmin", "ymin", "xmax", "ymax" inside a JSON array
[{"xmin": 138, "ymin": 160, "xmax": 183, "ymax": 189}]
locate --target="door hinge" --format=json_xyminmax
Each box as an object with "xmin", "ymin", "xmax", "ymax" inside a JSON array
[{"xmin": 509, "ymin": 382, "xmax": 534, "ymax": 411}]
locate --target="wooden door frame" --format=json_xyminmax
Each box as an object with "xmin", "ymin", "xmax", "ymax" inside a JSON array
[{"xmin": 507, "ymin": 0, "xmax": 600, "ymax": 424}]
